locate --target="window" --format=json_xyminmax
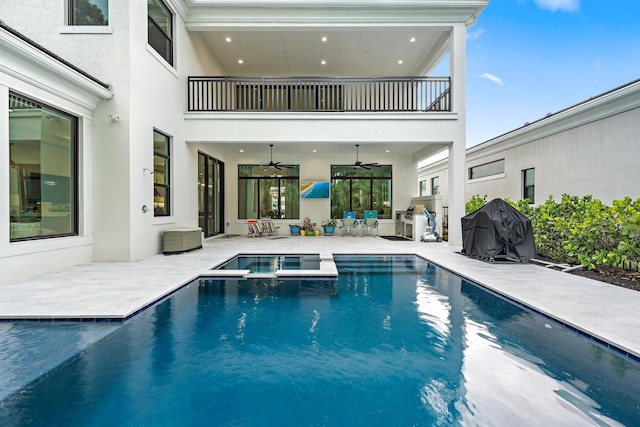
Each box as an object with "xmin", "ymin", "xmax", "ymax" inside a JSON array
[
  {"xmin": 431, "ymin": 176, "xmax": 440, "ymax": 195},
  {"xmin": 238, "ymin": 165, "xmax": 300, "ymax": 219},
  {"xmin": 69, "ymin": 0, "xmax": 108, "ymax": 25},
  {"xmin": 9, "ymin": 93, "xmax": 78, "ymax": 240},
  {"xmin": 148, "ymin": 0, "xmax": 173, "ymax": 65},
  {"xmin": 468, "ymin": 159, "xmax": 505, "ymax": 180},
  {"xmin": 419, "ymin": 180, "xmax": 427, "ymax": 196},
  {"xmin": 330, "ymin": 165, "xmax": 392, "ymax": 219},
  {"xmin": 153, "ymin": 130, "xmax": 171, "ymax": 216},
  {"xmin": 523, "ymin": 168, "xmax": 535, "ymax": 204}
]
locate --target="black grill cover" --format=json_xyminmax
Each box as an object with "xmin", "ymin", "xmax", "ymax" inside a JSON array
[{"xmin": 461, "ymin": 198, "xmax": 536, "ymax": 261}]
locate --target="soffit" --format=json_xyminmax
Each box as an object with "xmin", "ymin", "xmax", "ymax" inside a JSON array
[
  {"xmin": 200, "ymin": 141, "xmax": 434, "ymax": 163},
  {"xmin": 195, "ymin": 28, "xmax": 449, "ymax": 76},
  {"xmin": 171, "ymin": 0, "xmax": 488, "ymax": 76}
]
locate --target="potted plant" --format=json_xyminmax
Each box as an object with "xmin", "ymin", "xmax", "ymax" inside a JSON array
[
  {"xmin": 289, "ymin": 224, "xmax": 301, "ymax": 235},
  {"xmin": 302, "ymin": 217, "xmax": 315, "ymax": 236},
  {"xmin": 322, "ymin": 218, "xmax": 338, "ymax": 235}
]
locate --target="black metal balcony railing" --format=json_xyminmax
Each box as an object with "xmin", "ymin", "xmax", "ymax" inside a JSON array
[{"xmin": 187, "ymin": 76, "xmax": 451, "ymax": 113}]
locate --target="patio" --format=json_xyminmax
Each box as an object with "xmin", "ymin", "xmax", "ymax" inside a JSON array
[{"xmin": 1, "ymin": 233, "xmax": 639, "ymax": 360}]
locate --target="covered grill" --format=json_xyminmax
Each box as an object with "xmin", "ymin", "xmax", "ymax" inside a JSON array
[{"xmin": 461, "ymin": 198, "xmax": 536, "ymax": 261}]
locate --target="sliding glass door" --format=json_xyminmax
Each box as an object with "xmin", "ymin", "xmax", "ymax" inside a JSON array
[{"xmin": 198, "ymin": 152, "xmax": 225, "ymax": 237}]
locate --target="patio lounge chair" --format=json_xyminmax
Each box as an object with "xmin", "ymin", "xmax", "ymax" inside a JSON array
[
  {"xmin": 341, "ymin": 211, "xmax": 359, "ymax": 237},
  {"xmin": 259, "ymin": 218, "xmax": 279, "ymax": 236},
  {"xmin": 247, "ymin": 219, "xmax": 263, "ymax": 237},
  {"xmin": 362, "ymin": 210, "xmax": 379, "ymax": 236}
]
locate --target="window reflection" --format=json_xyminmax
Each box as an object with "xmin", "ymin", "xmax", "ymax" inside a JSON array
[
  {"xmin": 9, "ymin": 94, "xmax": 77, "ymax": 240},
  {"xmin": 69, "ymin": 0, "xmax": 109, "ymax": 26},
  {"xmin": 153, "ymin": 130, "xmax": 171, "ymax": 216},
  {"xmin": 330, "ymin": 165, "xmax": 392, "ymax": 219},
  {"xmin": 238, "ymin": 165, "xmax": 299, "ymax": 219}
]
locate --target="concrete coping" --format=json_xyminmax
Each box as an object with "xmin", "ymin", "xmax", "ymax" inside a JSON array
[{"xmin": 197, "ymin": 258, "xmax": 338, "ymax": 278}]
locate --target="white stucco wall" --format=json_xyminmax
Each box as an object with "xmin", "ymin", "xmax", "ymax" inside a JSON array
[
  {"xmin": 126, "ymin": 1, "xmax": 228, "ymax": 260},
  {"xmin": 465, "ymin": 107, "xmax": 640, "ymax": 205},
  {"xmin": 0, "ymin": 17, "xmax": 112, "ymax": 282},
  {"xmin": 419, "ymin": 86, "xmax": 640, "ymax": 211},
  {"xmin": 0, "ymin": 0, "xmax": 227, "ymax": 273}
]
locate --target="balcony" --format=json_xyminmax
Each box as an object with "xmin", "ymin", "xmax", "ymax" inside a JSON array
[{"xmin": 187, "ymin": 76, "xmax": 450, "ymax": 113}]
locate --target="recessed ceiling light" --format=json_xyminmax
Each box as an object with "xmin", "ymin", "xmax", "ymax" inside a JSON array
[
  {"xmin": 385, "ymin": 150, "xmax": 390, "ymax": 153},
  {"xmin": 321, "ymin": 60, "xmax": 326, "ymax": 65},
  {"xmin": 238, "ymin": 59, "xmax": 244, "ymax": 64},
  {"xmin": 313, "ymin": 149, "xmax": 317, "ymax": 153},
  {"xmin": 239, "ymin": 149, "xmax": 244, "ymax": 153},
  {"xmin": 410, "ymin": 37, "xmax": 416, "ymax": 42},
  {"xmin": 226, "ymin": 37, "xmax": 231, "ymax": 42},
  {"xmin": 398, "ymin": 60, "xmax": 403, "ymax": 65},
  {"xmin": 322, "ymin": 36, "xmax": 327, "ymax": 42}
]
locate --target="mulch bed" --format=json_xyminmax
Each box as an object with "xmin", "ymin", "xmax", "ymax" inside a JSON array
[
  {"xmin": 569, "ymin": 266, "xmax": 640, "ymax": 291},
  {"xmin": 534, "ymin": 255, "xmax": 640, "ymax": 291}
]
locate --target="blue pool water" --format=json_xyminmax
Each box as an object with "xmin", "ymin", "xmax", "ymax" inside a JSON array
[
  {"xmin": 215, "ymin": 254, "xmax": 320, "ymax": 272},
  {"xmin": 1, "ymin": 255, "xmax": 639, "ymax": 426}
]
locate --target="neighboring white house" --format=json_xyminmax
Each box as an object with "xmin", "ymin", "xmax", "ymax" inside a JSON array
[
  {"xmin": 418, "ymin": 77, "xmax": 640, "ymax": 221},
  {"xmin": 1, "ymin": 0, "xmax": 488, "ymax": 283}
]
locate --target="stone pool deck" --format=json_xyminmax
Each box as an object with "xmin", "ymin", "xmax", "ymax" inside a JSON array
[{"xmin": 1, "ymin": 234, "xmax": 640, "ymax": 360}]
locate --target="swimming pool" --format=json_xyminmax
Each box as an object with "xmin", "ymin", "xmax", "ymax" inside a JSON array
[
  {"xmin": 1, "ymin": 255, "xmax": 638, "ymax": 426},
  {"xmin": 214, "ymin": 254, "xmax": 321, "ymax": 273}
]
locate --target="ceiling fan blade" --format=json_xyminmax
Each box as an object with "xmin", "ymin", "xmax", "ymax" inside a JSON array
[
  {"xmin": 265, "ymin": 144, "xmax": 283, "ymax": 170},
  {"xmin": 352, "ymin": 144, "xmax": 379, "ymax": 169}
]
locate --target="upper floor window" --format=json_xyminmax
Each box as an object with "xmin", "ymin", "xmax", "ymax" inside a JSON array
[
  {"xmin": 330, "ymin": 165, "xmax": 392, "ymax": 220},
  {"xmin": 9, "ymin": 93, "xmax": 78, "ymax": 240},
  {"xmin": 69, "ymin": 0, "xmax": 108, "ymax": 26},
  {"xmin": 419, "ymin": 180, "xmax": 427, "ymax": 196},
  {"xmin": 238, "ymin": 165, "xmax": 300, "ymax": 219},
  {"xmin": 153, "ymin": 130, "xmax": 171, "ymax": 216},
  {"xmin": 523, "ymin": 168, "xmax": 535, "ymax": 204},
  {"xmin": 469, "ymin": 159, "xmax": 505, "ymax": 180},
  {"xmin": 431, "ymin": 176, "xmax": 440, "ymax": 195},
  {"xmin": 148, "ymin": 0, "xmax": 173, "ymax": 65}
]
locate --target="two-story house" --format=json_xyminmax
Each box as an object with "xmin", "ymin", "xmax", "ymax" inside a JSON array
[{"xmin": 1, "ymin": 0, "xmax": 488, "ymax": 282}]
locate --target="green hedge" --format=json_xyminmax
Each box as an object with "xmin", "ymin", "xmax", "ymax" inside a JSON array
[{"xmin": 465, "ymin": 194, "xmax": 640, "ymax": 272}]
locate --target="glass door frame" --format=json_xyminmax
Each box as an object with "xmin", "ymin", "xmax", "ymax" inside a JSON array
[{"xmin": 198, "ymin": 151, "xmax": 225, "ymax": 237}]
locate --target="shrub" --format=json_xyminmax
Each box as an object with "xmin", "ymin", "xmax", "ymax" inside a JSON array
[
  {"xmin": 465, "ymin": 193, "xmax": 640, "ymax": 272},
  {"xmin": 465, "ymin": 194, "xmax": 487, "ymax": 215},
  {"xmin": 500, "ymin": 194, "xmax": 640, "ymax": 272}
]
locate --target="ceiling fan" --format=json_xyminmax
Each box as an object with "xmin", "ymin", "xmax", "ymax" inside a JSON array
[
  {"xmin": 352, "ymin": 144, "xmax": 378, "ymax": 170},
  {"xmin": 264, "ymin": 144, "xmax": 282, "ymax": 170}
]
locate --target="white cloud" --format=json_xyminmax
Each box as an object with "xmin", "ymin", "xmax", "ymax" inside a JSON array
[
  {"xmin": 480, "ymin": 73, "xmax": 503, "ymax": 85},
  {"xmin": 467, "ymin": 28, "xmax": 486, "ymax": 40},
  {"xmin": 534, "ymin": 0, "xmax": 580, "ymax": 12}
]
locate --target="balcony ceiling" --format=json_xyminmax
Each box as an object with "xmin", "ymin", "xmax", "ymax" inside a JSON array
[
  {"xmin": 176, "ymin": 0, "xmax": 488, "ymax": 77},
  {"xmin": 200, "ymin": 142, "xmax": 450, "ymax": 163},
  {"xmin": 195, "ymin": 28, "xmax": 450, "ymax": 76}
]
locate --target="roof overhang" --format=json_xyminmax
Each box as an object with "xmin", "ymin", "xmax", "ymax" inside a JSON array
[
  {"xmin": 467, "ymin": 79, "xmax": 640, "ymax": 159},
  {"xmin": 0, "ymin": 24, "xmax": 113, "ymax": 111}
]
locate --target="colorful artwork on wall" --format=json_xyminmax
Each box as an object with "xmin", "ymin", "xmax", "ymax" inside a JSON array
[{"xmin": 301, "ymin": 181, "xmax": 330, "ymax": 199}]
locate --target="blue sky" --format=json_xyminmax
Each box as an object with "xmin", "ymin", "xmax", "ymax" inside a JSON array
[{"xmin": 455, "ymin": 0, "xmax": 640, "ymax": 147}]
